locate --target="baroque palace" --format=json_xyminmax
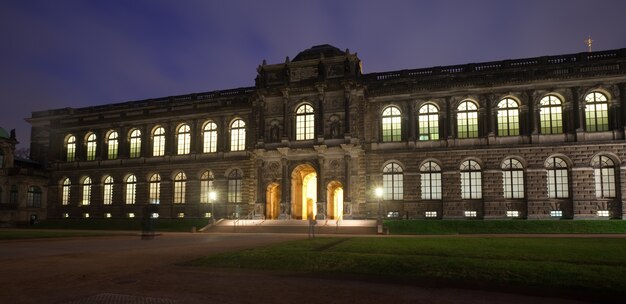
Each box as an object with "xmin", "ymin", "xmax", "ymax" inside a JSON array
[{"xmin": 23, "ymin": 44, "xmax": 626, "ymax": 222}]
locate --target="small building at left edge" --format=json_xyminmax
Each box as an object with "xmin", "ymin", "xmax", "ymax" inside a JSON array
[{"xmin": 0, "ymin": 127, "xmax": 48, "ymax": 226}]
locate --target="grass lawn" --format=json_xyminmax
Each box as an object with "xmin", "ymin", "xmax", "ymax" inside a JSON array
[
  {"xmin": 189, "ymin": 237, "xmax": 626, "ymax": 296},
  {"xmin": 0, "ymin": 229, "xmax": 122, "ymax": 240}
]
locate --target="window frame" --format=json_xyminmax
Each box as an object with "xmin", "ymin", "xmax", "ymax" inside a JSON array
[
  {"xmin": 228, "ymin": 169, "xmax": 243, "ymax": 203},
  {"xmin": 173, "ymin": 172, "xmax": 186, "ymax": 204},
  {"xmin": 149, "ymin": 173, "xmax": 161, "ymax": 205},
  {"xmin": 86, "ymin": 133, "xmax": 97, "ymax": 161},
  {"xmin": 584, "ymin": 92, "xmax": 609, "ymax": 132},
  {"xmin": 501, "ymin": 158, "xmax": 525, "ymax": 199},
  {"xmin": 381, "ymin": 106, "xmax": 402, "ymax": 142},
  {"xmin": 497, "ymin": 98, "xmax": 520, "ymax": 136},
  {"xmin": 418, "ymin": 104, "xmax": 439, "ymax": 141},
  {"xmin": 103, "ymin": 176, "xmax": 114, "ymax": 205},
  {"xmin": 460, "ymin": 160, "xmax": 482, "ymax": 199},
  {"xmin": 539, "ymin": 95, "xmax": 563, "ymax": 134},
  {"xmin": 81, "ymin": 177, "xmax": 92, "ymax": 206},
  {"xmin": 295, "ymin": 104, "xmax": 315, "ymax": 141},
  {"xmin": 457, "ymin": 100, "xmax": 479, "ymax": 138},
  {"xmin": 176, "ymin": 124, "xmax": 191, "ymax": 155},
  {"xmin": 27, "ymin": 186, "xmax": 42, "ymax": 208},
  {"xmin": 66, "ymin": 135, "xmax": 76, "ymax": 161},
  {"xmin": 382, "ymin": 162, "xmax": 404, "ymax": 201},
  {"xmin": 545, "ymin": 157, "xmax": 570, "ymax": 199},
  {"xmin": 420, "ymin": 161, "xmax": 442, "ymax": 200},
  {"xmin": 200, "ymin": 170, "xmax": 215, "ymax": 203},
  {"xmin": 107, "ymin": 131, "xmax": 119, "ymax": 159},
  {"xmin": 129, "ymin": 129, "xmax": 142, "ymax": 158},
  {"xmin": 125, "ymin": 174, "xmax": 137, "ymax": 205},
  {"xmin": 230, "ymin": 119, "xmax": 246, "ymax": 151},
  {"xmin": 152, "ymin": 127, "xmax": 166, "ymax": 157},
  {"xmin": 592, "ymin": 155, "xmax": 616, "ymax": 198},
  {"xmin": 202, "ymin": 122, "xmax": 218, "ymax": 153}
]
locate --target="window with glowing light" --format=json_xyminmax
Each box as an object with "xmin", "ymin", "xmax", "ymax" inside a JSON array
[
  {"xmin": 230, "ymin": 119, "xmax": 246, "ymax": 151},
  {"xmin": 177, "ymin": 124, "xmax": 191, "ymax": 155},
  {"xmin": 107, "ymin": 131, "xmax": 118, "ymax": 159},
  {"xmin": 103, "ymin": 176, "xmax": 113, "ymax": 205},
  {"xmin": 149, "ymin": 173, "xmax": 161, "ymax": 204},
  {"xmin": 61, "ymin": 178, "xmax": 71, "ymax": 205},
  {"xmin": 539, "ymin": 95, "xmax": 563, "ymax": 134},
  {"xmin": 295, "ymin": 104, "xmax": 315, "ymax": 140},
  {"xmin": 66, "ymin": 135, "xmax": 76, "ymax": 161},
  {"xmin": 174, "ymin": 172, "xmax": 186, "ymax": 204},
  {"xmin": 460, "ymin": 160, "xmax": 482, "ymax": 199},
  {"xmin": 585, "ymin": 92, "xmax": 609, "ymax": 132},
  {"xmin": 381, "ymin": 106, "xmax": 402, "ymax": 142},
  {"xmin": 502, "ymin": 158, "xmax": 525, "ymax": 199},
  {"xmin": 125, "ymin": 174, "xmax": 136, "ymax": 204},
  {"xmin": 497, "ymin": 98, "xmax": 520, "ymax": 136},
  {"xmin": 545, "ymin": 157, "xmax": 569, "ymax": 198},
  {"xmin": 200, "ymin": 170, "xmax": 215, "ymax": 203},
  {"xmin": 86, "ymin": 133, "xmax": 97, "ymax": 161},
  {"xmin": 592, "ymin": 155, "xmax": 616, "ymax": 198},
  {"xmin": 420, "ymin": 161, "xmax": 441, "ymax": 200},
  {"xmin": 152, "ymin": 127, "xmax": 165, "ymax": 156},
  {"xmin": 203, "ymin": 122, "xmax": 218, "ymax": 153},
  {"xmin": 81, "ymin": 177, "xmax": 92, "ymax": 205},
  {"xmin": 129, "ymin": 129, "xmax": 142, "ymax": 158},
  {"xmin": 382, "ymin": 162, "xmax": 403, "ymax": 200},
  {"xmin": 418, "ymin": 104, "xmax": 439, "ymax": 141},
  {"xmin": 457, "ymin": 101, "xmax": 479, "ymax": 138},
  {"xmin": 228, "ymin": 169, "xmax": 243, "ymax": 203}
]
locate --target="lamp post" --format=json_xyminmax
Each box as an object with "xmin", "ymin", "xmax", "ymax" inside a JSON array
[
  {"xmin": 375, "ymin": 187, "xmax": 383, "ymax": 234},
  {"xmin": 209, "ymin": 191, "xmax": 216, "ymax": 224}
]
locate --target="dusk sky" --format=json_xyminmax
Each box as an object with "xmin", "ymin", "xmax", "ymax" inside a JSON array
[{"xmin": 2, "ymin": 0, "xmax": 626, "ymax": 149}]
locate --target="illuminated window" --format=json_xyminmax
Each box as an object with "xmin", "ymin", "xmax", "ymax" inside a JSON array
[
  {"xmin": 382, "ymin": 162, "xmax": 403, "ymax": 200},
  {"xmin": 83, "ymin": 213, "xmax": 90, "ymax": 218},
  {"xmin": 177, "ymin": 124, "xmax": 191, "ymax": 155},
  {"xmin": 550, "ymin": 210, "xmax": 563, "ymax": 217},
  {"xmin": 105, "ymin": 213, "xmax": 112, "ymax": 218},
  {"xmin": 425, "ymin": 211, "xmax": 437, "ymax": 218},
  {"xmin": 174, "ymin": 172, "xmax": 186, "ymax": 204},
  {"xmin": 127, "ymin": 213, "xmax": 135, "ymax": 218},
  {"xmin": 228, "ymin": 169, "xmax": 243, "ymax": 203},
  {"xmin": 597, "ymin": 210, "xmax": 609, "ymax": 217},
  {"xmin": 592, "ymin": 155, "xmax": 616, "ymax": 198},
  {"xmin": 418, "ymin": 104, "xmax": 439, "ymax": 141},
  {"xmin": 539, "ymin": 95, "xmax": 563, "ymax": 134},
  {"xmin": 103, "ymin": 176, "xmax": 113, "ymax": 205},
  {"xmin": 107, "ymin": 131, "xmax": 119, "ymax": 159},
  {"xmin": 149, "ymin": 173, "xmax": 160, "ymax": 204},
  {"xmin": 585, "ymin": 92, "xmax": 609, "ymax": 132},
  {"xmin": 203, "ymin": 122, "xmax": 218, "ymax": 153},
  {"xmin": 129, "ymin": 129, "xmax": 142, "ymax": 158},
  {"xmin": 177, "ymin": 212, "xmax": 185, "ymax": 218},
  {"xmin": 125, "ymin": 174, "xmax": 136, "ymax": 204},
  {"xmin": 460, "ymin": 160, "xmax": 482, "ymax": 199},
  {"xmin": 66, "ymin": 135, "xmax": 76, "ymax": 161},
  {"xmin": 295, "ymin": 104, "xmax": 315, "ymax": 140},
  {"xmin": 9, "ymin": 185, "xmax": 18, "ymax": 204},
  {"xmin": 81, "ymin": 177, "xmax": 92, "ymax": 205},
  {"xmin": 464, "ymin": 210, "xmax": 477, "ymax": 217},
  {"xmin": 502, "ymin": 158, "xmax": 525, "ymax": 199},
  {"xmin": 381, "ymin": 106, "xmax": 402, "ymax": 142},
  {"xmin": 200, "ymin": 170, "xmax": 215, "ymax": 203},
  {"xmin": 230, "ymin": 119, "xmax": 246, "ymax": 151},
  {"xmin": 61, "ymin": 178, "xmax": 71, "ymax": 205},
  {"xmin": 420, "ymin": 161, "xmax": 441, "ymax": 200},
  {"xmin": 62, "ymin": 213, "xmax": 69, "ymax": 218},
  {"xmin": 457, "ymin": 101, "xmax": 479, "ymax": 138},
  {"xmin": 506, "ymin": 210, "xmax": 519, "ymax": 217},
  {"xmin": 86, "ymin": 133, "xmax": 97, "ymax": 161},
  {"xmin": 151, "ymin": 213, "xmax": 159, "ymax": 219},
  {"xmin": 152, "ymin": 127, "xmax": 165, "ymax": 156},
  {"xmin": 497, "ymin": 98, "xmax": 520, "ymax": 136},
  {"xmin": 204, "ymin": 212, "xmax": 212, "ymax": 218},
  {"xmin": 545, "ymin": 157, "xmax": 569, "ymax": 198},
  {"xmin": 27, "ymin": 186, "xmax": 42, "ymax": 207}
]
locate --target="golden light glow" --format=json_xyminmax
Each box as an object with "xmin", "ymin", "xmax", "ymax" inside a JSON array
[
  {"xmin": 375, "ymin": 187, "xmax": 383, "ymax": 198},
  {"xmin": 302, "ymin": 172, "xmax": 317, "ymax": 220}
]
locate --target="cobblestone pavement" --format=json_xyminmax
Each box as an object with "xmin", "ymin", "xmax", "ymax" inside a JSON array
[{"xmin": 0, "ymin": 232, "xmax": 610, "ymax": 304}]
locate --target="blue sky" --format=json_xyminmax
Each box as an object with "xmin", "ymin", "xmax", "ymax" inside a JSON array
[{"xmin": 2, "ymin": 0, "xmax": 626, "ymax": 148}]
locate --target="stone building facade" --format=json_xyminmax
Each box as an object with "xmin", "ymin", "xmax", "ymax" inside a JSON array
[{"xmin": 28, "ymin": 45, "xmax": 626, "ymax": 221}]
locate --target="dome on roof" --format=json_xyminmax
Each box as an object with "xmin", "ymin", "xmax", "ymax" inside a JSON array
[
  {"xmin": 292, "ymin": 44, "xmax": 346, "ymax": 62},
  {"xmin": 0, "ymin": 127, "xmax": 9, "ymax": 139}
]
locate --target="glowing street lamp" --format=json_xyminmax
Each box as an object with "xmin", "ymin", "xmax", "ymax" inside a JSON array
[
  {"xmin": 209, "ymin": 191, "xmax": 216, "ymax": 224},
  {"xmin": 375, "ymin": 187, "xmax": 383, "ymax": 234}
]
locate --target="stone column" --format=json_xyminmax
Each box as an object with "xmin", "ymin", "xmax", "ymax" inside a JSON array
[
  {"xmin": 282, "ymin": 89, "xmax": 289, "ymax": 139},
  {"xmin": 344, "ymin": 86, "xmax": 351, "ymax": 134},
  {"xmin": 258, "ymin": 96, "xmax": 266, "ymax": 142},
  {"xmin": 280, "ymin": 156, "xmax": 290, "ymax": 217},
  {"xmin": 317, "ymin": 85, "xmax": 325, "ymax": 138},
  {"xmin": 408, "ymin": 102, "xmax": 416, "ymax": 141},
  {"xmin": 317, "ymin": 157, "xmax": 326, "ymax": 218}
]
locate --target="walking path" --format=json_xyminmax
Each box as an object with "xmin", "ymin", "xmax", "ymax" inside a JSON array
[{"xmin": 0, "ymin": 232, "xmax": 615, "ymax": 304}]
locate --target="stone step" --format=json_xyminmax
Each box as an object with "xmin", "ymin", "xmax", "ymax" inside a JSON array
[{"xmin": 203, "ymin": 219, "xmax": 377, "ymax": 234}]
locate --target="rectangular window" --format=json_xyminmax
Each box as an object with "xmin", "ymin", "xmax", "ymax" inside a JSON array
[
  {"xmin": 597, "ymin": 210, "xmax": 609, "ymax": 217},
  {"xmin": 177, "ymin": 134, "xmax": 190, "ymax": 155},
  {"xmin": 151, "ymin": 213, "xmax": 159, "ymax": 219},
  {"xmin": 105, "ymin": 213, "xmax": 112, "ymax": 218},
  {"xmin": 130, "ymin": 138, "xmax": 141, "ymax": 158},
  {"xmin": 383, "ymin": 174, "xmax": 403, "ymax": 201},
  {"xmin": 506, "ymin": 210, "xmax": 519, "ymax": 217},
  {"xmin": 550, "ymin": 210, "xmax": 562, "ymax": 217},
  {"xmin": 204, "ymin": 212, "xmax": 212, "ymax": 218},
  {"xmin": 177, "ymin": 212, "xmax": 185, "ymax": 218},
  {"xmin": 83, "ymin": 213, "xmax": 90, "ymax": 218},
  {"xmin": 228, "ymin": 179, "xmax": 242, "ymax": 203},
  {"xmin": 108, "ymin": 141, "xmax": 118, "ymax": 159},
  {"xmin": 62, "ymin": 213, "xmax": 69, "ymax": 218},
  {"xmin": 125, "ymin": 183, "xmax": 136, "ymax": 204},
  {"xmin": 103, "ymin": 184, "xmax": 113, "ymax": 205},
  {"xmin": 200, "ymin": 180, "xmax": 214, "ymax": 203},
  {"xmin": 127, "ymin": 213, "xmax": 135, "ymax": 218},
  {"xmin": 421, "ymin": 172, "xmax": 442, "ymax": 200},
  {"xmin": 461, "ymin": 172, "xmax": 482, "ymax": 199},
  {"xmin": 153, "ymin": 135, "xmax": 165, "ymax": 156},
  {"xmin": 425, "ymin": 211, "xmax": 437, "ymax": 218},
  {"xmin": 203, "ymin": 130, "xmax": 217, "ymax": 153},
  {"xmin": 149, "ymin": 182, "xmax": 160, "ymax": 204},
  {"xmin": 464, "ymin": 210, "xmax": 477, "ymax": 217},
  {"xmin": 174, "ymin": 181, "xmax": 186, "ymax": 204}
]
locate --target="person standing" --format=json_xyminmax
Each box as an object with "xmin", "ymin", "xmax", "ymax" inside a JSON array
[{"xmin": 308, "ymin": 213, "xmax": 317, "ymax": 238}]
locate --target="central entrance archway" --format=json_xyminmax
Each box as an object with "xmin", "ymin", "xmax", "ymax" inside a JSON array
[
  {"xmin": 265, "ymin": 183, "xmax": 281, "ymax": 219},
  {"xmin": 291, "ymin": 164, "xmax": 317, "ymax": 220}
]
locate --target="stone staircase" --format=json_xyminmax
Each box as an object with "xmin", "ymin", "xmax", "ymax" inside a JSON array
[{"xmin": 202, "ymin": 219, "xmax": 377, "ymax": 235}]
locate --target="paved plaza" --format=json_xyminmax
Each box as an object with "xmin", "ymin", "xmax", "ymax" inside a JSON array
[{"xmin": 0, "ymin": 232, "xmax": 601, "ymax": 304}]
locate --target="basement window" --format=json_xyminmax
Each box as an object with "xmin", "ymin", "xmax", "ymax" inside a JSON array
[
  {"xmin": 597, "ymin": 210, "xmax": 609, "ymax": 217},
  {"xmin": 506, "ymin": 211, "xmax": 519, "ymax": 217},
  {"xmin": 127, "ymin": 213, "xmax": 135, "ymax": 218},
  {"xmin": 464, "ymin": 210, "xmax": 477, "ymax": 218},
  {"xmin": 550, "ymin": 210, "xmax": 562, "ymax": 217},
  {"xmin": 425, "ymin": 211, "xmax": 437, "ymax": 218},
  {"xmin": 105, "ymin": 213, "xmax": 112, "ymax": 218}
]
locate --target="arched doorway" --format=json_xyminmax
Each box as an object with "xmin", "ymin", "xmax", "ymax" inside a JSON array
[
  {"xmin": 291, "ymin": 164, "xmax": 317, "ymax": 220},
  {"xmin": 266, "ymin": 183, "xmax": 281, "ymax": 219},
  {"xmin": 327, "ymin": 181, "xmax": 344, "ymax": 219}
]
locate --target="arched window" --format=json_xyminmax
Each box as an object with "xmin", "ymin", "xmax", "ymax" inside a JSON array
[
  {"xmin": 230, "ymin": 119, "xmax": 246, "ymax": 151},
  {"xmin": 295, "ymin": 104, "xmax": 315, "ymax": 140},
  {"xmin": 228, "ymin": 169, "xmax": 243, "ymax": 203},
  {"xmin": 382, "ymin": 162, "xmax": 403, "ymax": 200},
  {"xmin": 107, "ymin": 131, "xmax": 118, "ymax": 159},
  {"xmin": 66, "ymin": 135, "xmax": 76, "ymax": 161},
  {"xmin": 103, "ymin": 176, "xmax": 114, "ymax": 205},
  {"xmin": 585, "ymin": 92, "xmax": 609, "ymax": 132},
  {"xmin": 174, "ymin": 172, "xmax": 186, "ymax": 204},
  {"xmin": 81, "ymin": 177, "xmax": 92, "ymax": 205},
  {"xmin": 153, "ymin": 127, "xmax": 165, "ymax": 156},
  {"xmin": 200, "ymin": 170, "xmax": 215, "ymax": 203},
  {"xmin": 381, "ymin": 106, "xmax": 402, "ymax": 142},
  {"xmin": 502, "ymin": 158, "xmax": 524, "ymax": 199},
  {"xmin": 203, "ymin": 122, "xmax": 218, "ymax": 153},
  {"xmin": 129, "ymin": 129, "xmax": 142, "ymax": 158},
  {"xmin": 460, "ymin": 160, "xmax": 482, "ymax": 199},
  {"xmin": 457, "ymin": 101, "xmax": 479, "ymax": 138},
  {"xmin": 539, "ymin": 95, "xmax": 563, "ymax": 134},
  {"xmin": 27, "ymin": 186, "xmax": 42, "ymax": 207},
  {"xmin": 497, "ymin": 98, "xmax": 520, "ymax": 136},
  {"xmin": 10, "ymin": 185, "xmax": 18, "ymax": 204},
  {"xmin": 420, "ymin": 161, "xmax": 441, "ymax": 200},
  {"xmin": 149, "ymin": 173, "xmax": 160, "ymax": 204},
  {"xmin": 86, "ymin": 133, "xmax": 97, "ymax": 161},
  {"xmin": 418, "ymin": 104, "xmax": 439, "ymax": 141},
  {"xmin": 61, "ymin": 178, "xmax": 71, "ymax": 205},
  {"xmin": 125, "ymin": 175, "xmax": 136, "ymax": 204},
  {"xmin": 545, "ymin": 157, "xmax": 569, "ymax": 198},
  {"xmin": 177, "ymin": 124, "xmax": 191, "ymax": 155},
  {"xmin": 592, "ymin": 155, "xmax": 616, "ymax": 198}
]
